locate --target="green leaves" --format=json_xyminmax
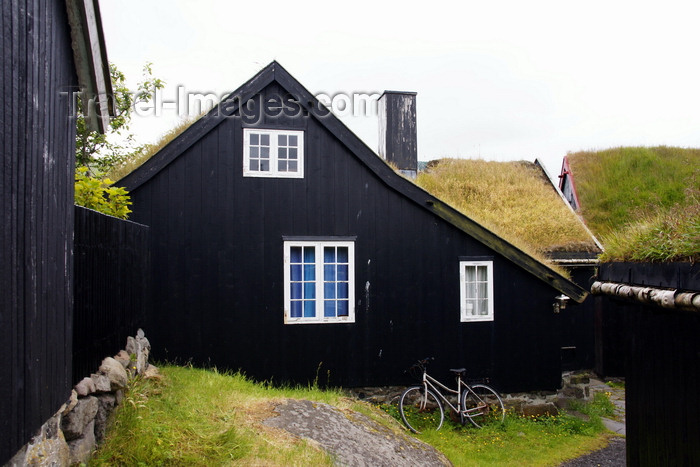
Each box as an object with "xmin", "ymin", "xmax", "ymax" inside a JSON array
[{"xmin": 74, "ymin": 167, "xmax": 132, "ymax": 219}]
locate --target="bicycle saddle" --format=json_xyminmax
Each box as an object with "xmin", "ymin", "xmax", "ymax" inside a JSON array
[{"xmin": 449, "ymin": 368, "xmax": 466, "ymax": 375}]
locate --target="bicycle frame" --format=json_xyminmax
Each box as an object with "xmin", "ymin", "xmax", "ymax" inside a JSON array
[{"xmin": 419, "ymin": 368, "xmax": 487, "ymax": 420}]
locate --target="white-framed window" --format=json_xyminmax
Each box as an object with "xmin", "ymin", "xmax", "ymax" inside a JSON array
[
  {"xmin": 459, "ymin": 260, "xmax": 494, "ymax": 322},
  {"xmin": 283, "ymin": 240, "xmax": 355, "ymax": 324},
  {"xmin": 243, "ymin": 128, "xmax": 304, "ymax": 178}
]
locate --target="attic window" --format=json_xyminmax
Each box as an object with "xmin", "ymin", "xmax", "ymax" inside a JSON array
[
  {"xmin": 243, "ymin": 128, "xmax": 304, "ymax": 178},
  {"xmin": 459, "ymin": 260, "xmax": 494, "ymax": 322}
]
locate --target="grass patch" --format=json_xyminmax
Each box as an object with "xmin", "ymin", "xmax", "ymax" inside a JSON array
[
  {"xmin": 381, "ymin": 401, "xmax": 610, "ymax": 466},
  {"xmin": 93, "ymin": 365, "xmax": 612, "ymax": 466},
  {"xmin": 598, "ymin": 198, "xmax": 699, "ymax": 262},
  {"xmin": 416, "ymin": 159, "xmax": 598, "ymax": 257},
  {"xmin": 90, "ymin": 365, "xmax": 340, "ymax": 466},
  {"xmin": 567, "ymin": 146, "xmax": 699, "ymax": 261},
  {"xmin": 107, "ymin": 116, "xmax": 201, "ymax": 182}
]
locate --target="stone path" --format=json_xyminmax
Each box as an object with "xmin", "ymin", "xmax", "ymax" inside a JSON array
[
  {"xmin": 263, "ymin": 399, "xmax": 450, "ymax": 467},
  {"xmin": 588, "ymin": 377, "xmax": 626, "ymax": 436},
  {"xmin": 560, "ymin": 377, "xmax": 626, "ymax": 467}
]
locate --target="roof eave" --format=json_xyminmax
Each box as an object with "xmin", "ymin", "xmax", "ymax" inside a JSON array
[{"xmin": 65, "ymin": 0, "xmax": 113, "ymax": 133}]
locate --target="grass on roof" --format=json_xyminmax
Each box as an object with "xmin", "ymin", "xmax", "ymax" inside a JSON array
[
  {"xmin": 416, "ymin": 158, "xmax": 598, "ymax": 256},
  {"xmin": 108, "ymin": 115, "xmax": 201, "ymax": 182},
  {"xmin": 567, "ymin": 146, "xmax": 700, "ymax": 262}
]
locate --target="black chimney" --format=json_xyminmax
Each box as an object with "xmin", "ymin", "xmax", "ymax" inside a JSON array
[{"xmin": 378, "ymin": 91, "xmax": 417, "ymax": 179}]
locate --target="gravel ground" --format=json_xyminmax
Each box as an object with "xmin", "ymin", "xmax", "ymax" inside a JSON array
[{"xmin": 559, "ymin": 438, "xmax": 626, "ymax": 467}]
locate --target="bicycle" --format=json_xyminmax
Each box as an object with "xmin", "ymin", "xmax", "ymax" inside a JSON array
[{"xmin": 399, "ymin": 357, "xmax": 505, "ymax": 433}]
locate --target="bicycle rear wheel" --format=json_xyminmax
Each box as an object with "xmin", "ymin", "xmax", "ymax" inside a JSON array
[
  {"xmin": 461, "ymin": 384, "xmax": 505, "ymax": 428},
  {"xmin": 399, "ymin": 386, "xmax": 444, "ymax": 433}
]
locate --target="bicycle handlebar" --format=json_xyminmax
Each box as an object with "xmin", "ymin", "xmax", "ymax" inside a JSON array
[{"xmin": 405, "ymin": 357, "xmax": 434, "ymax": 374}]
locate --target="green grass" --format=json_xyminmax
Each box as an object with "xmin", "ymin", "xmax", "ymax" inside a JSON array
[
  {"xmin": 416, "ymin": 158, "xmax": 599, "ymax": 256},
  {"xmin": 107, "ymin": 116, "xmax": 200, "ymax": 182},
  {"xmin": 381, "ymin": 396, "xmax": 612, "ymax": 467},
  {"xmin": 90, "ymin": 365, "xmax": 339, "ymax": 466},
  {"xmin": 92, "ymin": 365, "xmax": 612, "ymax": 466},
  {"xmin": 567, "ymin": 146, "xmax": 699, "ymax": 261}
]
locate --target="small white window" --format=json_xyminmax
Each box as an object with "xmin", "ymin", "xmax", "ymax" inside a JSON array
[
  {"xmin": 283, "ymin": 240, "xmax": 355, "ymax": 324},
  {"xmin": 243, "ymin": 128, "xmax": 304, "ymax": 178},
  {"xmin": 459, "ymin": 261, "xmax": 494, "ymax": 322}
]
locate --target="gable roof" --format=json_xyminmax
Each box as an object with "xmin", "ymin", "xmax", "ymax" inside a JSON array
[{"xmin": 120, "ymin": 61, "xmax": 588, "ymax": 303}]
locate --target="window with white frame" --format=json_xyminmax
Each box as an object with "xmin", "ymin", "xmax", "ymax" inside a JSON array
[
  {"xmin": 243, "ymin": 128, "xmax": 304, "ymax": 178},
  {"xmin": 283, "ymin": 240, "xmax": 355, "ymax": 324},
  {"xmin": 459, "ymin": 260, "xmax": 494, "ymax": 322}
]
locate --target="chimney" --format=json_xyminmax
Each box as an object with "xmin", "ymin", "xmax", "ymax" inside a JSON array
[{"xmin": 378, "ymin": 91, "xmax": 417, "ymax": 179}]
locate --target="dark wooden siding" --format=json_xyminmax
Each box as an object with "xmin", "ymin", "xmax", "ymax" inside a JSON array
[
  {"xmin": 128, "ymin": 83, "xmax": 565, "ymax": 392},
  {"xmin": 0, "ymin": 1, "xmax": 77, "ymax": 462},
  {"xmin": 73, "ymin": 207, "xmax": 150, "ymax": 383},
  {"xmin": 623, "ymin": 302, "xmax": 700, "ymax": 466},
  {"xmin": 598, "ymin": 262, "xmax": 700, "ymax": 465}
]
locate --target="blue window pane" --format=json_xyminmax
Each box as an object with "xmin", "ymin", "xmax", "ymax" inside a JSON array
[
  {"xmin": 289, "ymin": 135, "xmax": 298, "ymax": 146},
  {"xmin": 291, "ymin": 264, "xmax": 302, "ymax": 281},
  {"xmin": 289, "ymin": 148, "xmax": 298, "ymax": 159},
  {"xmin": 304, "ymin": 282, "xmax": 316, "ymax": 299},
  {"xmin": 250, "ymin": 134, "xmax": 259, "ymax": 145},
  {"xmin": 291, "ymin": 282, "xmax": 302, "ymax": 299},
  {"xmin": 290, "ymin": 247, "xmax": 301, "ymax": 263},
  {"xmin": 303, "ymin": 300, "xmax": 315, "ymax": 318},
  {"xmin": 324, "ymin": 300, "xmax": 336, "ymax": 317},
  {"xmin": 261, "ymin": 147, "xmax": 270, "ymax": 158},
  {"xmin": 250, "ymin": 147, "xmax": 259, "ymax": 157},
  {"xmin": 289, "ymin": 161, "xmax": 297, "ymax": 172},
  {"xmin": 279, "ymin": 134, "xmax": 287, "ymax": 145},
  {"xmin": 303, "ymin": 264, "xmax": 315, "ymax": 281},
  {"xmin": 260, "ymin": 160, "xmax": 269, "ymax": 171},
  {"xmin": 250, "ymin": 160, "xmax": 259, "ymax": 171},
  {"xmin": 337, "ymin": 300, "xmax": 349, "ymax": 317},
  {"xmin": 324, "ymin": 264, "xmax": 335, "ymax": 281},
  {"xmin": 324, "ymin": 282, "xmax": 336, "ymax": 299},
  {"xmin": 324, "ymin": 247, "xmax": 335, "ymax": 263},
  {"xmin": 261, "ymin": 134, "xmax": 269, "ymax": 145},
  {"xmin": 278, "ymin": 160, "xmax": 287, "ymax": 172},
  {"xmin": 337, "ymin": 247, "xmax": 348, "ymax": 263},
  {"xmin": 278, "ymin": 147, "xmax": 288, "ymax": 160},
  {"xmin": 304, "ymin": 247, "xmax": 315, "ymax": 263},
  {"xmin": 290, "ymin": 301, "xmax": 302, "ymax": 318},
  {"xmin": 337, "ymin": 265, "xmax": 348, "ymax": 281},
  {"xmin": 338, "ymin": 282, "xmax": 348, "ymax": 299}
]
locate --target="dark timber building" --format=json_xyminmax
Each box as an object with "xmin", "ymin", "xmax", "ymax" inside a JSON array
[
  {"xmin": 1, "ymin": 1, "xmax": 111, "ymax": 462},
  {"xmin": 121, "ymin": 62, "xmax": 587, "ymax": 392}
]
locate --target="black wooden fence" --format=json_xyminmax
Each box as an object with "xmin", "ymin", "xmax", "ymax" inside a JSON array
[
  {"xmin": 73, "ymin": 206, "xmax": 151, "ymax": 384},
  {"xmin": 598, "ymin": 262, "xmax": 700, "ymax": 466}
]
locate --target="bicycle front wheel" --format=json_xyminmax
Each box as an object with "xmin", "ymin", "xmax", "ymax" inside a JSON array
[
  {"xmin": 461, "ymin": 384, "xmax": 505, "ymax": 428},
  {"xmin": 399, "ymin": 386, "xmax": 444, "ymax": 433}
]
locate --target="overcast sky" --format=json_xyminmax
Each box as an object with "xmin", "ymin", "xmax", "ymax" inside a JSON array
[{"xmin": 99, "ymin": 0, "xmax": 700, "ymax": 176}]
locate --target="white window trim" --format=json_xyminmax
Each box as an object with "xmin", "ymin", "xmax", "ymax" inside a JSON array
[
  {"xmin": 243, "ymin": 128, "xmax": 304, "ymax": 178},
  {"xmin": 459, "ymin": 260, "xmax": 494, "ymax": 322},
  {"xmin": 283, "ymin": 240, "xmax": 355, "ymax": 324}
]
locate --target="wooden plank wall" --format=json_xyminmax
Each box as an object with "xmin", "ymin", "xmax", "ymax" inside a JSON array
[
  {"xmin": 73, "ymin": 207, "xmax": 150, "ymax": 384},
  {"xmin": 0, "ymin": 1, "xmax": 77, "ymax": 462},
  {"xmin": 598, "ymin": 263, "xmax": 700, "ymax": 465}
]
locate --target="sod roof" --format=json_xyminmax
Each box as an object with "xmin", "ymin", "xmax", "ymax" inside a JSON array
[{"xmin": 416, "ymin": 158, "xmax": 601, "ymax": 257}]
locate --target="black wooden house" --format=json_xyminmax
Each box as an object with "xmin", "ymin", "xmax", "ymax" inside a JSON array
[
  {"xmin": 121, "ymin": 62, "xmax": 587, "ymax": 392},
  {"xmin": 1, "ymin": 0, "xmax": 112, "ymax": 462}
]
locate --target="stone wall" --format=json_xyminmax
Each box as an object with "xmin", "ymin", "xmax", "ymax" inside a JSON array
[
  {"xmin": 347, "ymin": 371, "xmax": 595, "ymax": 417},
  {"xmin": 6, "ymin": 330, "xmax": 157, "ymax": 466}
]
